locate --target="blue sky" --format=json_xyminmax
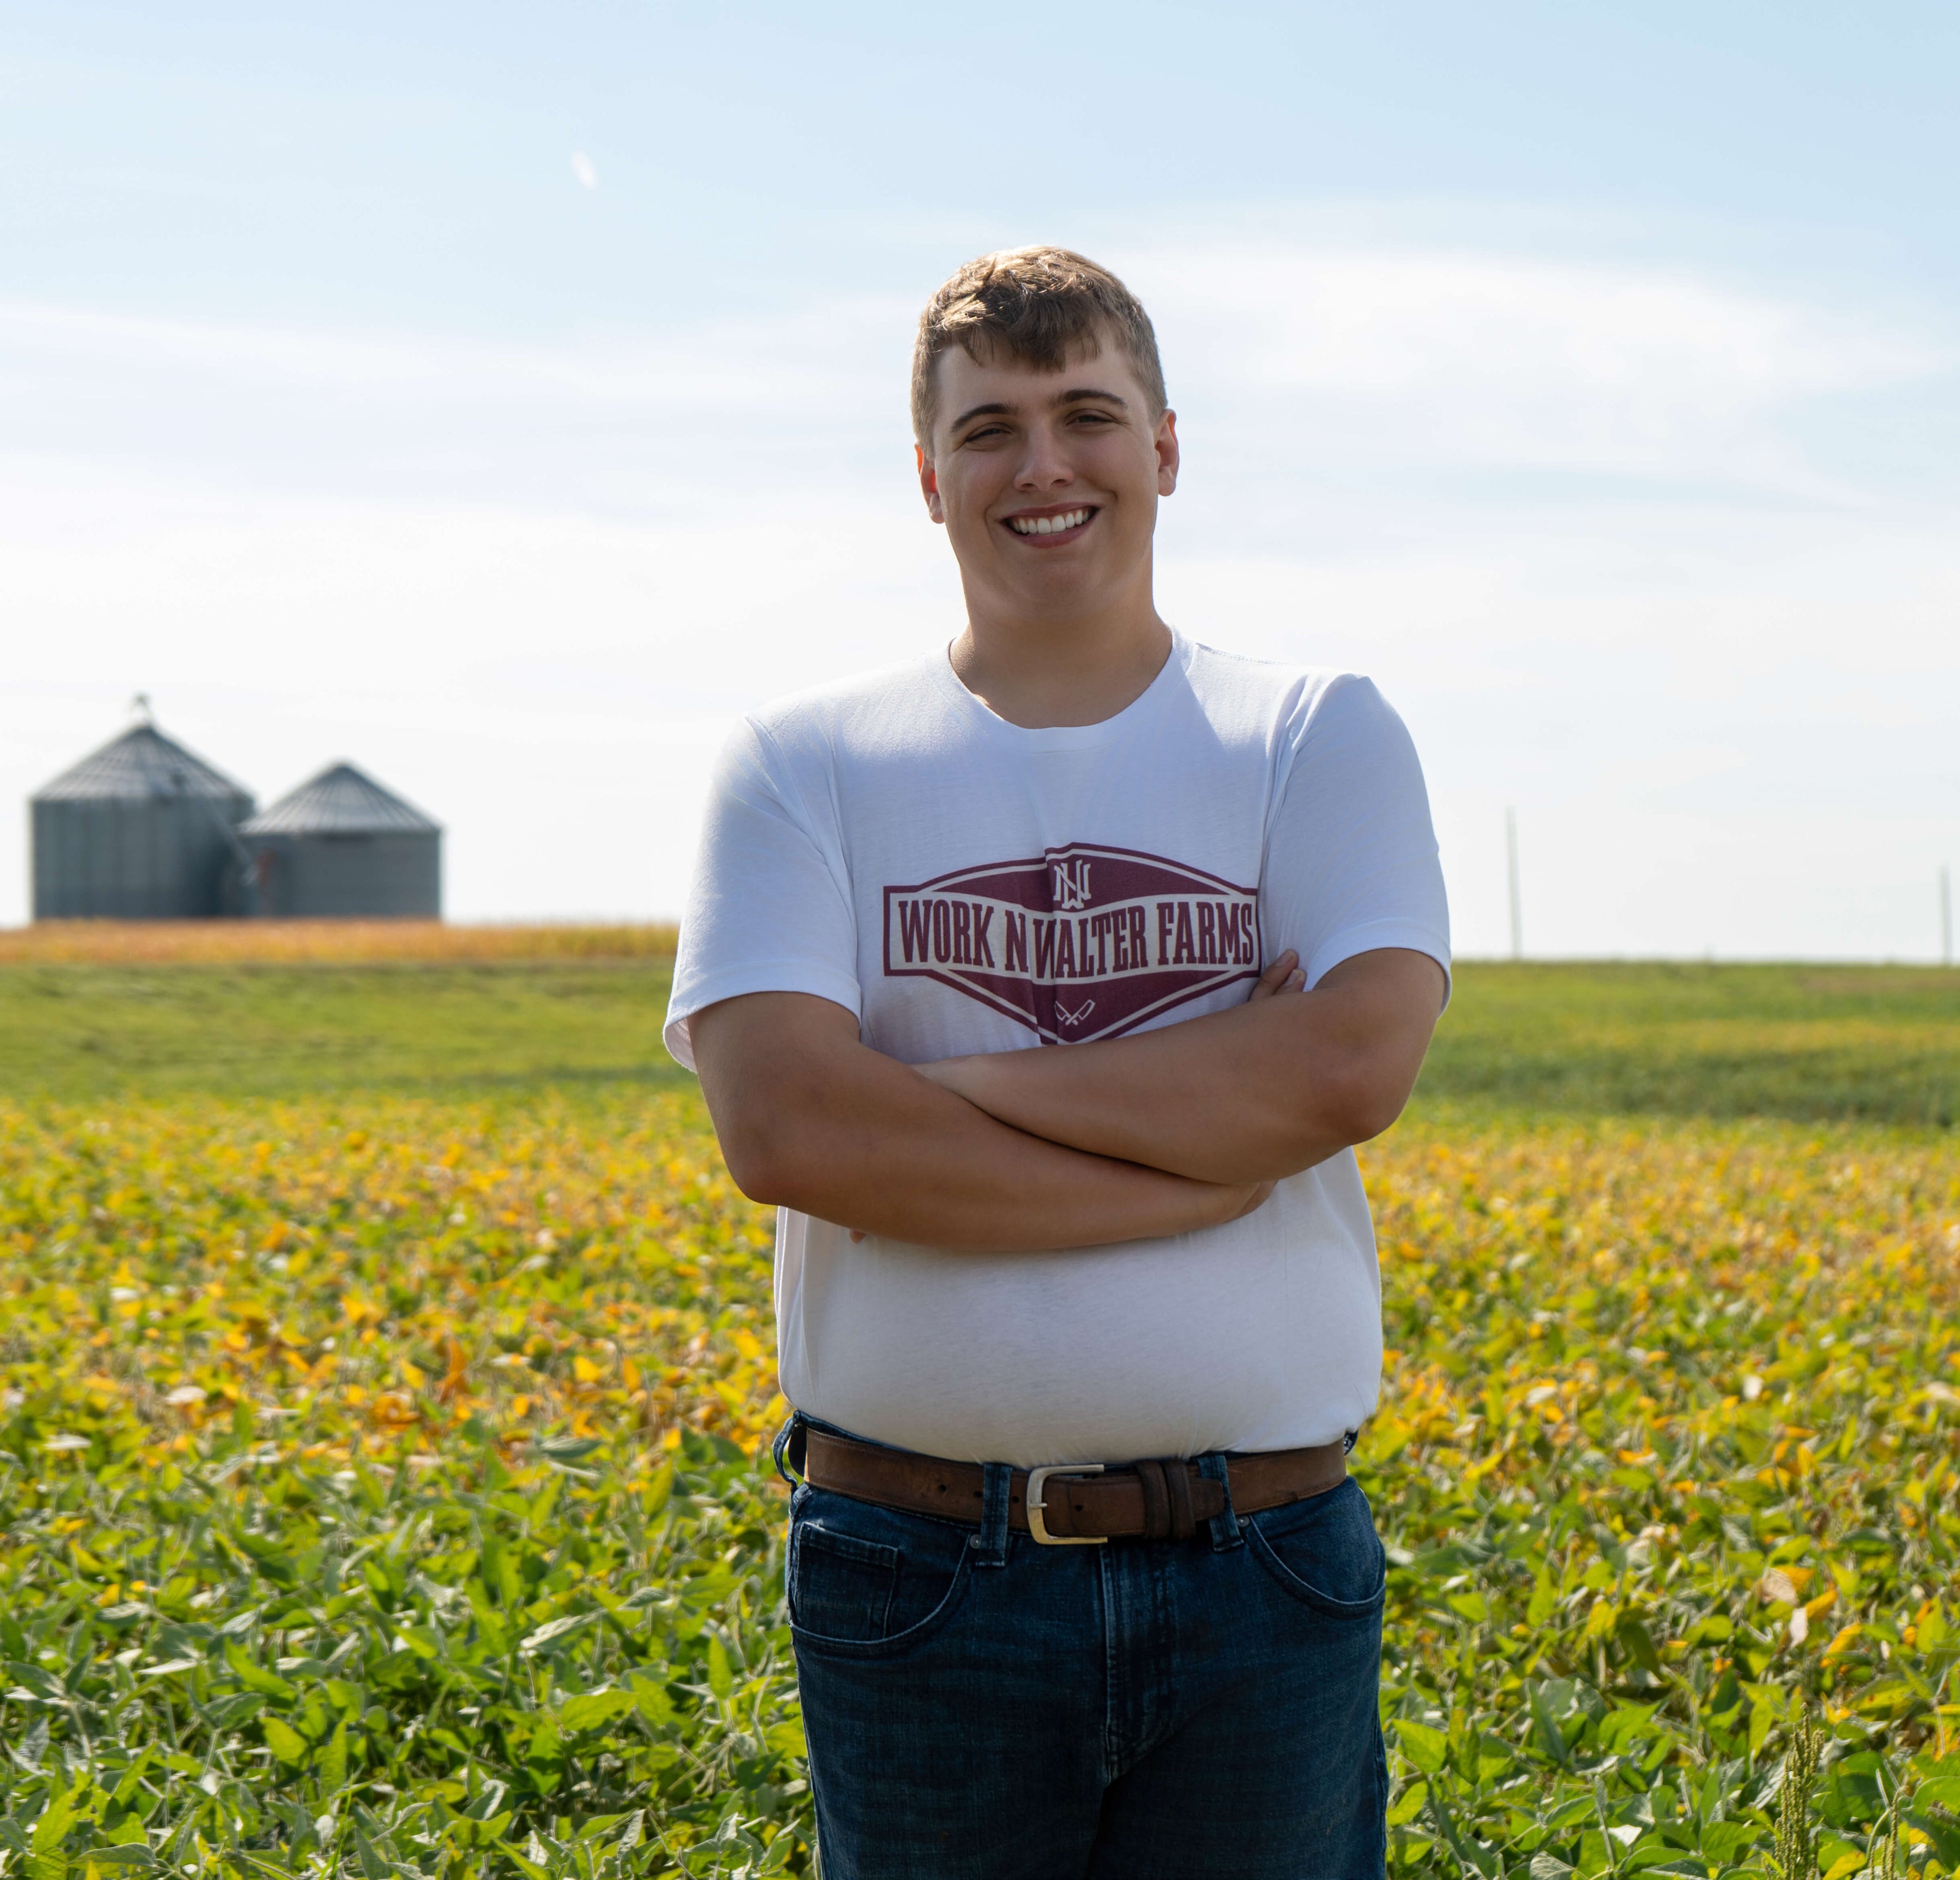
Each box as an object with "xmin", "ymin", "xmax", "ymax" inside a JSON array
[{"xmin": 4, "ymin": 2, "xmax": 1957, "ymax": 954}]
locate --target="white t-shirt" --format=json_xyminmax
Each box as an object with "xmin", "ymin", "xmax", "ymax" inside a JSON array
[{"xmin": 665, "ymin": 631, "xmax": 1450, "ymax": 1468}]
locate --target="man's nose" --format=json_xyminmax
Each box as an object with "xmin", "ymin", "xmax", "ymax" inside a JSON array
[{"xmin": 1013, "ymin": 424, "xmax": 1073, "ymax": 489}]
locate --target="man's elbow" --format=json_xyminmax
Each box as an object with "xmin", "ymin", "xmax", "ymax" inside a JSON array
[
  {"xmin": 1339, "ymin": 1081, "xmax": 1413, "ymax": 1146},
  {"xmin": 1304, "ymin": 1059, "xmax": 1417, "ymax": 1154},
  {"xmin": 714, "ymin": 1108, "xmax": 807, "ymax": 1206}
]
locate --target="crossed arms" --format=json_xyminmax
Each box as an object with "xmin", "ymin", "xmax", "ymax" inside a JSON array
[{"xmin": 688, "ymin": 946, "xmax": 1447, "ymax": 1253}]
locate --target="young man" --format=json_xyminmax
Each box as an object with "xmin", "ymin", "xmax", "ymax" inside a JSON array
[{"xmin": 666, "ymin": 247, "xmax": 1450, "ymax": 1879}]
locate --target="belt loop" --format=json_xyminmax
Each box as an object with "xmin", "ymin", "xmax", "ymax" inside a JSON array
[
  {"xmin": 772, "ymin": 1411, "xmax": 807, "ymax": 1487},
  {"xmin": 1196, "ymin": 1451, "xmax": 1241, "ymax": 1552},
  {"xmin": 973, "ymin": 1461, "xmax": 1013, "ymax": 1569}
]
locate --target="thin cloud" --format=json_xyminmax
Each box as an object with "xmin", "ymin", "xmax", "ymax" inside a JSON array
[
  {"xmin": 1130, "ymin": 242, "xmax": 1945, "ymax": 498},
  {"xmin": 571, "ymin": 151, "xmax": 598, "ymax": 190}
]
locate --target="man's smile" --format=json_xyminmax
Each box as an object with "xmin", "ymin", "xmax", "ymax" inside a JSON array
[{"xmin": 1004, "ymin": 505, "xmax": 1097, "ymax": 540}]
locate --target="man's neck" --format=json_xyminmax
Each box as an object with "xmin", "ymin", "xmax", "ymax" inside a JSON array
[{"xmin": 949, "ymin": 588, "xmax": 1173, "ymax": 731}]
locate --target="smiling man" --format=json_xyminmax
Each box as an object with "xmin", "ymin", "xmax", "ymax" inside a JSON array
[{"xmin": 665, "ymin": 248, "xmax": 1451, "ymax": 1879}]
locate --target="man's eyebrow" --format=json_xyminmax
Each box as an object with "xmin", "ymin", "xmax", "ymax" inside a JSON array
[
  {"xmin": 950, "ymin": 400, "xmax": 1013, "ymax": 429},
  {"xmin": 948, "ymin": 387, "xmax": 1131, "ymax": 430}
]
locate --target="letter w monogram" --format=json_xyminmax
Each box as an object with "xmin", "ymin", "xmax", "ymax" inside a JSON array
[{"xmin": 1051, "ymin": 858, "xmax": 1092, "ymax": 911}]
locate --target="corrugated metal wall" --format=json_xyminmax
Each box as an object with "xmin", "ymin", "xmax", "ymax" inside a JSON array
[
  {"xmin": 247, "ymin": 832, "xmax": 440, "ymax": 918},
  {"xmin": 32, "ymin": 792, "xmax": 254, "ymax": 919}
]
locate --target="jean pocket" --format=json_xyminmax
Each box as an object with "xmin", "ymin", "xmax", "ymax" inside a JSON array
[
  {"xmin": 1246, "ymin": 1477, "xmax": 1387, "ymax": 1617},
  {"xmin": 788, "ymin": 1488, "xmax": 973, "ymax": 1657}
]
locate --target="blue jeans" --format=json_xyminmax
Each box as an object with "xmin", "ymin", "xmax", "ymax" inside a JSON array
[{"xmin": 784, "ymin": 1436, "xmax": 1388, "ymax": 1879}]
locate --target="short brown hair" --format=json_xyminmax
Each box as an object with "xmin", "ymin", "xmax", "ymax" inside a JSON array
[{"xmin": 911, "ymin": 246, "xmax": 1166, "ymax": 451}]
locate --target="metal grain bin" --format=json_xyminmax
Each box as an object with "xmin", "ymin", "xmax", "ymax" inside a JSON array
[
  {"xmin": 32, "ymin": 723, "xmax": 255, "ymax": 919},
  {"xmin": 236, "ymin": 763, "xmax": 441, "ymax": 918}
]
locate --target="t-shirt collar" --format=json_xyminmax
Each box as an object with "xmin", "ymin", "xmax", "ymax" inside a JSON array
[{"xmin": 934, "ymin": 627, "xmax": 1190, "ymax": 751}]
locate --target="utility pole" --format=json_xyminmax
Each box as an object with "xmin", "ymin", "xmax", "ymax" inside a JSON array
[
  {"xmin": 1943, "ymin": 865, "xmax": 1953, "ymax": 968},
  {"xmin": 1506, "ymin": 808, "xmax": 1523, "ymax": 961}
]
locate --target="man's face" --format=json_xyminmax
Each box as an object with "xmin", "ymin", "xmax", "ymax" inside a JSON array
[{"xmin": 918, "ymin": 333, "xmax": 1178, "ymax": 622}]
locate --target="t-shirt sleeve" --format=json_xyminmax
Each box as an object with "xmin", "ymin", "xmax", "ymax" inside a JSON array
[
  {"xmin": 1261, "ymin": 676, "xmax": 1452, "ymax": 1005},
  {"xmin": 663, "ymin": 717, "xmax": 861, "ymax": 1070}
]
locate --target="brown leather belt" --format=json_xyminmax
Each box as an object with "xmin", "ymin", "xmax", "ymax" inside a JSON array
[{"xmin": 803, "ymin": 1426, "xmax": 1348, "ymax": 1545}]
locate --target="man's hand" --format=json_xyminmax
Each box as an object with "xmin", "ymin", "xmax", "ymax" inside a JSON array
[
  {"xmin": 689, "ymin": 992, "xmax": 1277, "ymax": 1251},
  {"xmin": 914, "ymin": 946, "xmax": 1445, "ymax": 1186},
  {"xmin": 1244, "ymin": 949, "xmax": 1309, "ymax": 1003}
]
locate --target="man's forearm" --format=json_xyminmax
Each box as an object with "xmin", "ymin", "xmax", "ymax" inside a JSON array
[
  {"xmin": 690, "ymin": 992, "xmax": 1266, "ymax": 1251},
  {"xmin": 918, "ymin": 948, "xmax": 1446, "ymax": 1186}
]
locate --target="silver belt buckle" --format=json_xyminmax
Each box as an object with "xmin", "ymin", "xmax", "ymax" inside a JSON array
[{"xmin": 1025, "ymin": 1462, "xmax": 1107, "ymax": 1546}]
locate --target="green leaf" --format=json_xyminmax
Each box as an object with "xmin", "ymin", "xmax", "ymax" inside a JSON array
[
  {"xmin": 480, "ymin": 1534, "xmax": 521, "ymax": 1608},
  {"xmin": 318, "ymin": 1722, "xmax": 349, "ymax": 1791},
  {"xmin": 558, "ymin": 1689, "xmax": 638, "ymax": 1735},
  {"xmin": 350, "ymin": 1829, "xmax": 389, "ymax": 1880},
  {"xmin": 527, "ymin": 1714, "xmax": 563, "ymax": 1769},
  {"xmin": 765, "ymin": 1715, "xmax": 806, "ymax": 1758},
  {"xmin": 519, "ymin": 1613, "xmax": 594, "ymax": 1653},
  {"xmin": 1616, "ymin": 1615, "xmax": 1662, "ymax": 1671},
  {"xmin": 706, "ymin": 1632, "xmax": 732, "ymax": 1699},
  {"xmin": 107, "ymin": 1755, "xmax": 152, "ymax": 1813},
  {"xmin": 1396, "ymin": 1720, "xmax": 1449, "ymax": 1775},
  {"xmin": 1530, "ymin": 1686, "xmax": 1571, "ymax": 1766},
  {"xmin": 1702, "ymin": 1821, "xmax": 1761, "ymax": 1863},
  {"xmin": 1916, "ymin": 1775, "xmax": 1960, "ymax": 1812},
  {"xmin": 223, "ymin": 1641, "xmax": 295, "ymax": 1702},
  {"xmin": 498, "ymin": 1844, "xmax": 549, "ymax": 1880},
  {"xmin": 1388, "ymin": 1781, "xmax": 1430, "ymax": 1828},
  {"xmin": 538, "ymin": 1436, "xmax": 601, "ymax": 1463},
  {"xmin": 9, "ymin": 1663, "xmax": 66, "ymax": 1701},
  {"xmin": 32, "ymin": 1792, "xmax": 76, "ymax": 1855},
  {"xmin": 1428, "ymin": 1783, "xmax": 1502, "ymax": 1879},
  {"xmin": 393, "ymin": 1624, "xmax": 442, "ymax": 1660},
  {"xmin": 261, "ymin": 1717, "xmax": 308, "ymax": 1767},
  {"xmin": 1906, "ymin": 1806, "xmax": 1960, "ymax": 1871}
]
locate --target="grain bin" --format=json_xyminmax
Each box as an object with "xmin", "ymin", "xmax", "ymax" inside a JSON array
[
  {"xmin": 32, "ymin": 722, "xmax": 255, "ymax": 919},
  {"xmin": 236, "ymin": 763, "xmax": 441, "ymax": 918}
]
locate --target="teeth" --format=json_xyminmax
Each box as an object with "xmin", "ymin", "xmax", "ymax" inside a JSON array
[{"xmin": 1011, "ymin": 508, "xmax": 1090, "ymax": 535}]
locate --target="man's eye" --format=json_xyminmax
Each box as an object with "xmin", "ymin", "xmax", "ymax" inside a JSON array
[{"xmin": 961, "ymin": 425, "xmax": 1009, "ymax": 444}]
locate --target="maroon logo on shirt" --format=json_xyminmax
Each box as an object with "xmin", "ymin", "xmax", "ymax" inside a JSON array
[{"xmin": 882, "ymin": 844, "xmax": 1261, "ymax": 1044}]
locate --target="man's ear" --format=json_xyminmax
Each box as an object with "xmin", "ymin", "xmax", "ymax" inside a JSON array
[
  {"xmin": 1155, "ymin": 409, "xmax": 1180, "ymax": 498},
  {"xmin": 916, "ymin": 444, "xmax": 945, "ymax": 524}
]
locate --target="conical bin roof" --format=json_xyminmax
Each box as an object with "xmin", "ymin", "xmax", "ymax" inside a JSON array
[
  {"xmin": 34, "ymin": 724, "xmax": 252, "ymax": 804},
  {"xmin": 240, "ymin": 762, "xmax": 439, "ymax": 837}
]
